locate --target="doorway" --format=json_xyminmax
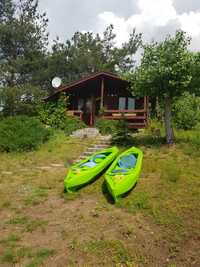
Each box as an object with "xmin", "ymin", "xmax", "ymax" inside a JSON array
[{"xmin": 80, "ymin": 97, "xmax": 94, "ymax": 126}]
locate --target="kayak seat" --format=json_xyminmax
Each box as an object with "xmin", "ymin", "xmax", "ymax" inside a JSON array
[
  {"xmin": 80, "ymin": 161, "xmax": 97, "ymax": 168},
  {"xmin": 92, "ymin": 154, "xmax": 106, "ymax": 163},
  {"xmin": 80, "ymin": 154, "xmax": 106, "ymax": 168},
  {"xmin": 118, "ymin": 154, "xmax": 137, "ymax": 169}
]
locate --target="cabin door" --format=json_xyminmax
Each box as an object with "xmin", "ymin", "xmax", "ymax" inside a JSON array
[{"xmin": 82, "ymin": 97, "xmax": 94, "ymax": 126}]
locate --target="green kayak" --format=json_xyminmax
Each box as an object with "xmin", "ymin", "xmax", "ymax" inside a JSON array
[
  {"xmin": 64, "ymin": 146, "xmax": 119, "ymax": 192},
  {"xmin": 105, "ymin": 147, "xmax": 143, "ymax": 202}
]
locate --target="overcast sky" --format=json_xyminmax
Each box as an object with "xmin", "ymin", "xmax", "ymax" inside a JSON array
[{"xmin": 39, "ymin": 0, "xmax": 200, "ymax": 51}]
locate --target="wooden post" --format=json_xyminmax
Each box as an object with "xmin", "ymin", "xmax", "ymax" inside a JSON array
[
  {"xmin": 90, "ymin": 96, "xmax": 95, "ymax": 126},
  {"xmin": 100, "ymin": 77, "xmax": 104, "ymax": 109},
  {"xmin": 144, "ymin": 96, "xmax": 147, "ymax": 127},
  {"xmin": 144, "ymin": 96, "xmax": 147, "ymax": 111}
]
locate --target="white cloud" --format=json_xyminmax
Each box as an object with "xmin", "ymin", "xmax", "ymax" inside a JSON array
[
  {"xmin": 98, "ymin": 12, "xmax": 130, "ymax": 46},
  {"xmin": 97, "ymin": 0, "xmax": 200, "ymax": 50},
  {"xmin": 178, "ymin": 11, "xmax": 200, "ymax": 37}
]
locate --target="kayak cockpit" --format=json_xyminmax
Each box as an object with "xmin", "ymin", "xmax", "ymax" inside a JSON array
[
  {"xmin": 74, "ymin": 152, "xmax": 113, "ymax": 170},
  {"xmin": 110, "ymin": 153, "xmax": 138, "ymax": 174}
]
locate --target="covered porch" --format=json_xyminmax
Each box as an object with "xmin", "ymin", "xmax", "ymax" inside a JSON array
[{"xmin": 46, "ymin": 72, "xmax": 148, "ymax": 129}]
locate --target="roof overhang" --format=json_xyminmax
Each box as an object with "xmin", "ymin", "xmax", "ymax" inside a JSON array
[{"xmin": 44, "ymin": 71, "xmax": 129, "ymax": 100}]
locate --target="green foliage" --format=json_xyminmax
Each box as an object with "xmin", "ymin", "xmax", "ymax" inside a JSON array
[
  {"xmin": 0, "ymin": 0, "xmax": 48, "ymax": 87},
  {"xmin": 111, "ymin": 119, "xmax": 133, "ymax": 146},
  {"xmin": 130, "ymin": 31, "xmax": 192, "ymax": 98},
  {"xmin": 173, "ymin": 92, "xmax": 200, "ymax": 130},
  {"xmin": 95, "ymin": 118, "xmax": 119, "ymax": 135},
  {"xmin": 39, "ymin": 95, "xmax": 86, "ymax": 135},
  {"xmin": 127, "ymin": 31, "xmax": 192, "ymax": 144},
  {"xmin": 0, "ymin": 116, "xmax": 51, "ymax": 152},
  {"xmin": 44, "ymin": 25, "xmax": 142, "ymax": 85},
  {"xmin": 0, "ymin": 84, "xmax": 44, "ymax": 116},
  {"xmin": 39, "ymin": 95, "xmax": 68, "ymax": 130},
  {"xmin": 64, "ymin": 116, "xmax": 86, "ymax": 135},
  {"xmin": 190, "ymin": 52, "xmax": 200, "ymax": 96}
]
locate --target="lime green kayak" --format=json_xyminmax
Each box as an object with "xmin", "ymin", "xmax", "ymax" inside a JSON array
[
  {"xmin": 64, "ymin": 146, "xmax": 119, "ymax": 192},
  {"xmin": 105, "ymin": 147, "xmax": 143, "ymax": 202}
]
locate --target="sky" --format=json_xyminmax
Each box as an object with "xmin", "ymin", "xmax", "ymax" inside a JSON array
[{"xmin": 39, "ymin": 0, "xmax": 200, "ymax": 51}]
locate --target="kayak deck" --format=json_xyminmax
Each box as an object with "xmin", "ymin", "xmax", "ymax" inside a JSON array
[
  {"xmin": 105, "ymin": 147, "xmax": 143, "ymax": 202},
  {"xmin": 64, "ymin": 146, "xmax": 119, "ymax": 192}
]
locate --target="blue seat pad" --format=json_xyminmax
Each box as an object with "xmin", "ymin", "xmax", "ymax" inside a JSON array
[
  {"xmin": 118, "ymin": 154, "xmax": 137, "ymax": 169},
  {"xmin": 80, "ymin": 154, "xmax": 106, "ymax": 168}
]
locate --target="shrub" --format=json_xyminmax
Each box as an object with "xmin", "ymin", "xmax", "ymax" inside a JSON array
[
  {"xmin": 0, "ymin": 85, "xmax": 44, "ymax": 117},
  {"xmin": 173, "ymin": 92, "xmax": 200, "ymax": 130},
  {"xmin": 39, "ymin": 95, "xmax": 68, "ymax": 129},
  {"xmin": 0, "ymin": 116, "xmax": 51, "ymax": 152},
  {"xmin": 39, "ymin": 95, "xmax": 86, "ymax": 135},
  {"xmin": 64, "ymin": 116, "xmax": 86, "ymax": 135},
  {"xmin": 111, "ymin": 120, "xmax": 133, "ymax": 146},
  {"xmin": 95, "ymin": 118, "xmax": 119, "ymax": 135}
]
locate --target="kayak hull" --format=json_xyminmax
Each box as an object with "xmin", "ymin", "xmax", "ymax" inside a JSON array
[
  {"xmin": 105, "ymin": 147, "xmax": 143, "ymax": 202},
  {"xmin": 64, "ymin": 146, "xmax": 119, "ymax": 192}
]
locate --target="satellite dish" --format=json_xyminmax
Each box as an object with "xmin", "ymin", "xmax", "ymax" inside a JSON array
[{"xmin": 52, "ymin": 77, "xmax": 62, "ymax": 89}]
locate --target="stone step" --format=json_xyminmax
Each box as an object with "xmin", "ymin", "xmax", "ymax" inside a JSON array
[
  {"xmin": 94, "ymin": 144, "xmax": 109, "ymax": 148},
  {"xmin": 83, "ymin": 151, "xmax": 95, "ymax": 156},
  {"xmin": 87, "ymin": 147, "xmax": 99, "ymax": 151},
  {"xmin": 97, "ymin": 140, "xmax": 111, "ymax": 144},
  {"xmin": 72, "ymin": 134, "xmax": 112, "ymax": 164},
  {"xmin": 96, "ymin": 141, "xmax": 110, "ymax": 144}
]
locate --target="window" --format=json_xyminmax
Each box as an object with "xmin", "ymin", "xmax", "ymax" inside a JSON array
[
  {"xmin": 118, "ymin": 97, "xmax": 135, "ymax": 110},
  {"xmin": 128, "ymin": 97, "xmax": 135, "ymax": 110},
  {"xmin": 119, "ymin": 97, "xmax": 126, "ymax": 110}
]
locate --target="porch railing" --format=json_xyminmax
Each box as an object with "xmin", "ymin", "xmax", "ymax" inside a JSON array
[
  {"xmin": 67, "ymin": 109, "xmax": 148, "ymax": 128},
  {"xmin": 66, "ymin": 110, "xmax": 83, "ymax": 121},
  {"xmin": 102, "ymin": 109, "xmax": 148, "ymax": 128}
]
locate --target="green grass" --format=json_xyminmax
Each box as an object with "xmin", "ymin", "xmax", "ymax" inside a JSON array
[
  {"xmin": 117, "ymin": 191, "xmax": 150, "ymax": 213},
  {"xmin": 1, "ymin": 249, "xmax": 16, "ymax": 263},
  {"xmin": 8, "ymin": 215, "xmax": 48, "ymax": 232},
  {"xmin": 160, "ymin": 159, "xmax": 181, "ymax": 183},
  {"xmin": 0, "ymin": 234, "xmax": 21, "ymax": 246},
  {"xmin": 82, "ymin": 239, "xmax": 133, "ymax": 264},
  {"xmin": 0, "ymin": 246, "xmax": 55, "ymax": 265},
  {"xmin": 116, "ymin": 128, "xmax": 200, "ymax": 245},
  {"xmin": 26, "ymin": 248, "xmax": 55, "ymax": 267},
  {"xmin": 0, "ymin": 128, "xmax": 200, "ymax": 266},
  {"xmin": 24, "ymin": 187, "xmax": 49, "ymax": 206}
]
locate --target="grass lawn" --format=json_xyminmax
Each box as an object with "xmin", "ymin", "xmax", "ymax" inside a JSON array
[{"xmin": 0, "ymin": 130, "xmax": 200, "ymax": 267}]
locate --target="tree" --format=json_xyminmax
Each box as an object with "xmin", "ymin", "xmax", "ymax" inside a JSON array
[
  {"xmin": 0, "ymin": 84, "xmax": 44, "ymax": 116},
  {"xmin": 0, "ymin": 0, "xmax": 48, "ymax": 87},
  {"xmin": 173, "ymin": 92, "xmax": 200, "ymax": 130},
  {"xmin": 128, "ymin": 31, "xmax": 192, "ymax": 144},
  {"xmin": 45, "ymin": 25, "xmax": 142, "ymax": 86},
  {"xmin": 190, "ymin": 52, "xmax": 200, "ymax": 96}
]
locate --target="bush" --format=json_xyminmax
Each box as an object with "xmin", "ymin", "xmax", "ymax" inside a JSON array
[
  {"xmin": 39, "ymin": 95, "xmax": 86, "ymax": 135},
  {"xmin": 95, "ymin": 118, "xmax": 119, "ymax": 135},
  {"xmin": 0, "ymin": 116, "xmax": 51, "ymax": 152},
  {"xmin": 0, "ymin": 85, "xmax": 44, "ymax": 117},
  {"xmin": 111, "ymin": 120, "xmax": 133, "ymax": 146},
  {"xmin": 173, "ymin": 92, "xmax": 200, "ymax": 130},
  {"xmin": 39, "ymin": 95, "xmax": 68, "ymax": 129},
  {"xmin": 64, "ymin": 116, "xmax": 86, "ymax": 135}
]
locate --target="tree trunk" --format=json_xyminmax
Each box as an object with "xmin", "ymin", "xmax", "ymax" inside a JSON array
[{"xmin": 164, "ymin": 96, "xmax": 174, "ymax": 144}]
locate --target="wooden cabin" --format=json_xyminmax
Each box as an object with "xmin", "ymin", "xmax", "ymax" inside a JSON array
[{"xmin": 45, "ymin": 72, "xmax": 148, "ymax": 129}]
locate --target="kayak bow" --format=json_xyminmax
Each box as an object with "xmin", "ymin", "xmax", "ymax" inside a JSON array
[
  {"xmin": 105, "ymin": 146, "xmax": 143, "ymax": 202},
  {"xmin": 64, "ymin": 146, "xmax": 119, "ymax": 192}
]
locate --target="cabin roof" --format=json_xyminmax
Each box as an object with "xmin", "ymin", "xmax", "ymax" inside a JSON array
[{"xmin": 45, "ymin": 71, "xmax": 129, "ymax": 100}]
